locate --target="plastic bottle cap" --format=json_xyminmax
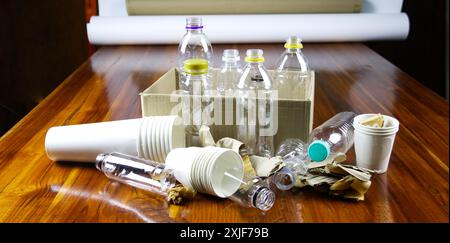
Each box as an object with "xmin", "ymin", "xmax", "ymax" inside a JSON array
[
  {"xmin": 284, "ymin": 36, "xmax": 304, "ymax": 49},
  {"xmin": 222, "ymin": 49, "xmax": 240, "ymax": 62},
  {"xmin": 308, "ymin": 140, "xmax": 330, "ymax": 162},
  {"xmin": 245, "ymin": 49, "xmax": 264, "ymax": 63},
  {"xmin": 183, "ymin": 58, "xmax": 208, "ymax": 74},
  {"xmin": 186, "ymin": 17, "xmax": 203, "ymax": 29}
]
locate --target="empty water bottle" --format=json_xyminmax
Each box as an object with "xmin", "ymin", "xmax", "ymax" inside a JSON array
[
  {"xmin": 95, "ymin": 152, "xmax": 177, "ymax": 196},
  {"xmin": 272, "ymin": 138, "xmax": 310, "ymax": 190},
  {"xmin": 236, "ymin": 49, "xmax": 275, "ymax": 157},
  {"xmin": 274, "ymin": 36, "xmax": 310, "ymax": 99},
  {"xmin": 177, "ymin": 17, "xmax": 213, "ymax": 76},
  {"xmin": 229, "ymin": 176, "xmax": 275, "ymax": 211},
  {"xmin": 308, "ymin": 112, "xmax": 357, "ymax": 162},
  {"xmin": 179, "ymin": 58, "xmax": 214, "ymax": 145},
  {"xmin": 217, "ymin": 49, "xmax": 243, "ymax": 95}
]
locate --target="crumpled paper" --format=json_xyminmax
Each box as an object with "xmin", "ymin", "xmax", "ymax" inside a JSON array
[
  {"xmin": 295, "ymin": 153, "xmax": 376, "ymax": 201},
  {"xmin": 167, "ymin": 184, "xmax": 197, "ymax": 205},
  {"xmin": 249, "ymin": 155, "xmax": 284, "ymax": 177},
  {"xmin": 198, "ymin": 125, "xmax": 281, "ymax": 178}
]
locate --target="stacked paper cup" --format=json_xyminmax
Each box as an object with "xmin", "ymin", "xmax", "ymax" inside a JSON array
[
  {"xmin": 45, "ymin": 116, "xmax": 185, "ymax": 163},
  {"xmin": 138, "ymin": 116, "xmax": 185, "ymax": 162},
  {"xmin": 165, "ymin": 147, "xmax": 244, "ymax": 198},
  {"xmin": 353, "ymin": 114, "xmax": 400, "ymax": 173}
]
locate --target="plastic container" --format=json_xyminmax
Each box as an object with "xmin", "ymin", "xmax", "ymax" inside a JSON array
[
  {"xmin": 236, "ymin": 49, "xmax": 275, "ymax": 157},
  {"xmin": 179, "ymin": 58, "xmax": 215, "ymax": 146},
  {"xmin": 177, "ymin": 17, "xmax": 213, "ymax": 74},
  {"xmin": 95, "ymin": 152, "xmax": 177, "ymax": 196},
  {"xmin": 274, "ymin": 36, "xmax": 310, "ymax": 99},
  {"xmin": 308, "ymin": 112, "xmax": 357, "ymax": 162},
  {"xmin": 229, "ymin": 176, "xmax": 275, "ymax": 211},
  {"xmin": 217, "ymin": 49, "xmax": 243, "ymax": 95},
  {"xmin": 272, "ymin": 138, "xmax": 310, "ymax": 190}
]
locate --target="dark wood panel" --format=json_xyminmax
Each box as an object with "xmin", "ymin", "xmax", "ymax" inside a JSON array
[
  {"xmin": 0, "ymin": 0, "xmax": 88, "ymax": 135},
  {"xmin": 366, "ymin": 0, "xmax": 448, "ymax": 99},
  {"xmin": 0, "ymin": 43, "xmax": 448, "ymax": 222}
]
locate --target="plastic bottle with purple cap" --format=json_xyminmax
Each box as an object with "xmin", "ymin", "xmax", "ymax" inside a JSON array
[{"xmin": 177, "ymin": 17, "xmax": 213, "ymax": 78}]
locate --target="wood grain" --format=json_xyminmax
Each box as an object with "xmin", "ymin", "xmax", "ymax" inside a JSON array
[{"xmin": 0, "ymin": 43, "xmax": 448, "ymax": 222}]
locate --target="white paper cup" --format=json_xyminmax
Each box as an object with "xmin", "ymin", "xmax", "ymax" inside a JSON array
[
  {"xmin": 165, "ymin": 147, "xmax": 202, "ymax": 189},
  {"xmin": 193, "ymin": 147, "xmax": 243, "ymax": 198},
  {"xmin": 45, "ymin": 118, "xmax": 143, "ymax": 162},
  {"xmin": 207, "ymin": 149, "xmax": 243, "ymax": 198},
  {"xmin": 139, "ymin": 116, "xmax": 186, "ymax": 162},
  {"xmin": 353, "ymin": 114, "xmax": 400, "ymax": 173},
  {"xmin": 46, "ymin": 116, "xmax": 186, "ymax": 163},
  {"xmin": 165, "ymin": 147, "xmax": 244, "ymax": 198}
]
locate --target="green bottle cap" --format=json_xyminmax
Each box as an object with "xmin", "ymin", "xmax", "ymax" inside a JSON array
[{"xmin": 308, "ymin": 140, "xmax": 330, "ymax": 162}]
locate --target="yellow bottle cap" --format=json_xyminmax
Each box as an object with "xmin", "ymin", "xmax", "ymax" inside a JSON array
[
  {"xmin": 284, "ymin": 36, "xmax": 304, "ymax": 49},
  {"xmin": 183, "ymin": 58, "xmax": 208, "ymax": 74},
  {"xmin": 244, "ymin": 49, "xmax": 265, "ymax": 63}
]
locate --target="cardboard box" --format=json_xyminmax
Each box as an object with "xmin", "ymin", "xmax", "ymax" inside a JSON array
[{"xmin": 140, "ymin": 68, "xmax": 315, "ymax": 147}]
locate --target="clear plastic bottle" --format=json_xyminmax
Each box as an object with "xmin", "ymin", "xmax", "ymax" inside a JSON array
[
  {"xmin": 95, "ymin": 152, "xmax": 177, "ymax": 196},
  {"xmin": 272, "ymin": 138, "xmax": 310, "ymax": 190},
  {"xmin": 237, "ymin": 49, "xmax": 274, "ymax": 157},
  {"xmin": 217, "ymin": 49, "xmax": 243, "ymax": 95},
  {"xmin": 274, "ymin": 36, "xmax": 310, "ymax": 99},
  {"xmin": 180, "ymin": 58, "xmax": 214, "ymax": 145},
  {"xmin": 177, "ymin": 17, "xmax": 213, "ymax": 75},
  {"xmin": 308, "ymin": 112, "xmax": 357, "ymax": 162},
  {"xmin": 229, "ymin": 176, "xmax": 275, "ymax": 211}
]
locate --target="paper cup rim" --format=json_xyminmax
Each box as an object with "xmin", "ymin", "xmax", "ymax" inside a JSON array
[
  {"xmin": 353, "ymin": 114, "xmax": 399, "ymax": 132},
  {"xmin": 209, "ymin": 149, "xmax": 244, "ymax": 198},
  {"xmin": 354, "ymin": 123, "xmax": 399, "ymax": 135}
]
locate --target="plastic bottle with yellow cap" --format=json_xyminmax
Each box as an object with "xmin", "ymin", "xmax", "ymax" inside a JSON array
[
  {"xmin": 274, "ymin": 36, "xmax": 310, "ymax": 99},
  {"xmin": 180, "ymin": 58, "xmax": 214, "ymax": 146},
  {"xmin": 236, "ymin": 49, "xmax": 274, "ymax": 158},
  {"xmin": 177, "ymin": 17, "xmax": 213, "ymax": 69},
  {"xmin": 177, "ymin": 17, "xmax": 213, "ymax": 81}
]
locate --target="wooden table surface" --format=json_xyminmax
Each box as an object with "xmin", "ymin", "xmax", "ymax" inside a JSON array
[{"xmin": 0, "ymin": 43, "xmax": 448, "ymax": 222}]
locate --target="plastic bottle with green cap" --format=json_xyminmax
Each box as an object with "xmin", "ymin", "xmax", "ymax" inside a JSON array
[
  {"xmin": 307, "ymin": 112, "xmax": 357, "ymax": 162},
  {"xmin": 274, "ymin": 36, "xmax": 310, "ymax": 99},
  {"xmin": 180, "ymin": 58, "xmax": 214, "ymax": 145},
  {"xmin": 236, "ymin": 49, "xmax": 274, "ymax": 158}
]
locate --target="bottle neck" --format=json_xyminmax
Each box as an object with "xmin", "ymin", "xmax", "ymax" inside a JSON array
[
  {"xmin": 246, "ymin": 61, "xmax": 264, "ymax": 67},
  {"xmin": 222, "ymin": 61, "xmax": 240, "ymax": 68},
  {"xmin": 286, "ymin": 48, "xmax": 301, "ymax": 54},
  {"xmin": 186, "ymin": 28, "xmax": 203, "ymax": 34},
  {"xmin": 185, "ymin": 73, "xmax": 208, "ymax": 82}
]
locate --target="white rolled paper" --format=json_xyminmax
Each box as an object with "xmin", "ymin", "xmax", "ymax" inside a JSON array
[
  {"xmin": 97, "ymin": 0, "xmax": 405, "ymax": 16},
  {"xmin": 87, "ymin": 13, "xmax": 409, "ymax": 45}
]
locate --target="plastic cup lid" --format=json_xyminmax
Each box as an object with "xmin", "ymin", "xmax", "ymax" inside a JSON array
[{"xmin": 308, "ymin": 140, "xmax": 330, "ymax": 162}]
